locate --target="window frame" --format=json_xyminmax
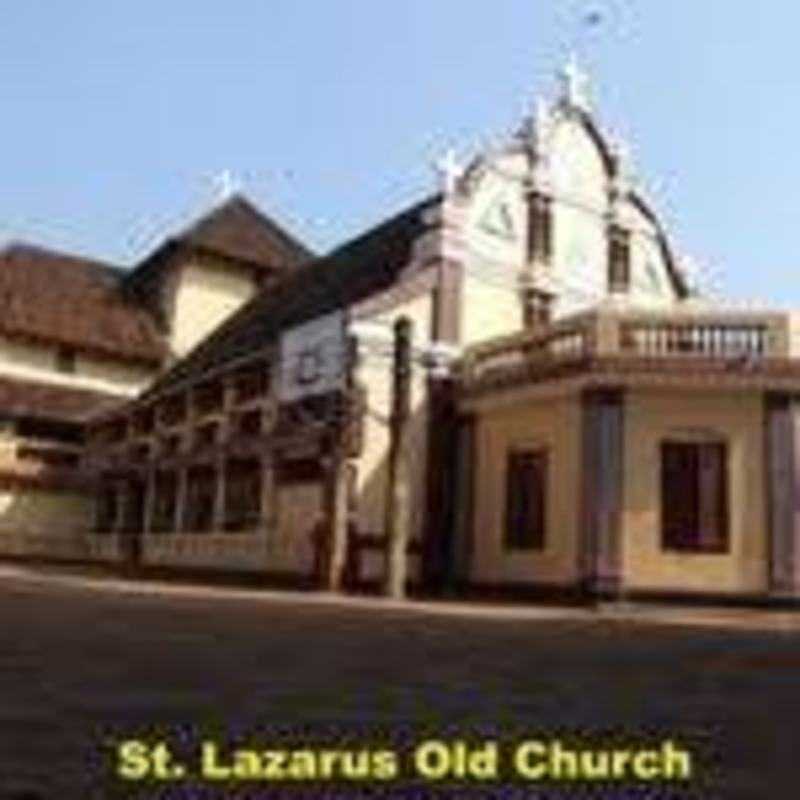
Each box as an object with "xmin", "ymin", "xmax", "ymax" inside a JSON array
[
  {"xmin": 55, "ymin": 346, "xmax": 77, "ymax": 374},
  {"xmin": 503, "ymin": 445, "xmax": 549, "ymax": 552},
  {"xmin": 660, "ymin": 438, "xmax": 730, "ymax": 554}
]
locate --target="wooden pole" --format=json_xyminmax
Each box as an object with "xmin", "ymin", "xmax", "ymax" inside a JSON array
[
  {"xmin": 325, "ymin": 334, "xmax": 358, "ymax": 592},
  {"xmin": 324, "ymin": 445, "xmax": 349, "ymax": 591},
  {"xmin": 384, "ymin": 316, "xmax": 413, "ymax": 599}
]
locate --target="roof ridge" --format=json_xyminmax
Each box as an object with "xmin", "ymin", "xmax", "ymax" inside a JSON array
[{"xmin": 1, "ymin": 241, "xmax": 124, "ymax": 274}]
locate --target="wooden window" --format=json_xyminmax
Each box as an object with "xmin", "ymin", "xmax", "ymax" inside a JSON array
[
  {"xmin": 224, "ymin": 459, "xmax": 261, "ymax": 532},
  {"xmin": 236, "ymin": 409, "xmax": 262, "ymax": 437},
  {"xmin": 151, "ymin": 472, "xmax": 177, "ymax": 534},
  {"xmin": 185, "ymin": 467, "xmax": 215, "ymax": 533},
  {"xmin": 193, "ymin": 421, "xmax": 218, "ymax": 450},
  {"xmin": 159, "ymin": 395, "xmax": 187, "ymax": 427},
  {"xmin": 661, "ymin": 441, "xmax": 728, "ymax": 553},
  {"xmin": 95, "ymin": 487, "xmax": 117, "ymax": 533},
  {"xmin": 504, "ymin": 448, "xmax": 548, "ymax": 550},
  {"xmin": 56, "ymin": 347, "xmax": 76, "ymax": 374},
  {"xmin": 232, "ymin": 365, "xmax": 270, "ymax": 405},
  {"xmin": 193, "ymin": 381, "xmax": 225, "ymax": 417},
  {"xmin": 608, "ymin": 225, "xmax": 631, "ymax": 293}
]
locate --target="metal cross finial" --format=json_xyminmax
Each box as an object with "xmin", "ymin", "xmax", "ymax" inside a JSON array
[
  {"xmin": 559, "ymin": 53, "xmax": 592, "ymax": 111},
  {"xmin": 213, "ymin": 168, "xmax": 241, "ymax": 201},
  {"xmin": 435, "ymin": 149, "xmax": 463, "ymax": 195}
]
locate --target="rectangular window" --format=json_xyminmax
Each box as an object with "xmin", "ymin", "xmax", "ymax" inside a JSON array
[
  {"xmin": 608, "ymin": 226, "xmax": 631, "ymax": 293},
  {"xmin": 55, "ymin": 347, "xmax": 76, "ymax": 374},
  {"xmin": 527, "ymin": 192, "xmax": 552, "ymax": 266},
  {"xmin": 661, "ymin": 441, "xmax": 728, "ymax": 553},
  {"xmin": 504, "ymin": 448, "xmax": 547, "ymax": 550}
]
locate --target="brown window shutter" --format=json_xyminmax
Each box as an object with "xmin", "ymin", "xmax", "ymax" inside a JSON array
[
  {"xmin": 698, "ymin": 442, "xmax": 728, "ymax": 551},
  {"xmin": 661, "ymin": 441, "xmax": 729, "ymax": 553},
  {"xmin": 504, "ymin": 449, "xmax": 548, "ymax": 550}
]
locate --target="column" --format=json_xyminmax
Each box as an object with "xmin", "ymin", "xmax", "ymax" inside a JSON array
[
  {"xmin": 323, "ymin": 447, "xmax": 350, "ymax": 592},
  {"xmin": 142, "ymin": 468, "xmax": 156, "ymax": 536},
  {"xmin": 581, "ymin": 388, "xmax": 625, "ymax": 598},
  {"xmin": 112, "ymin": 479, "xmax": 128, "ymax": 534},
  {"xmin": 213, "ymin": 457, "xmax": 227, "ymax": 533},
  {"xmin": 449, "ymin": 414, "xmax": 476, "ymax": 589},
  {"xmin": 259, "ymin": 452, "xmax": 277, "ymax": 536},
  {"xmin": 174, "ymin": 469, "xmax": 187, "ymax": 534},
  {"xmin": 764, "ymin": 393, "xmax": 800, "ymax": 597}
]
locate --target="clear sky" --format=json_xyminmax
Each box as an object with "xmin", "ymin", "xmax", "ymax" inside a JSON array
[{"xmin": 0, "ymin": 2, "xmax": 797, "ymax": 304}]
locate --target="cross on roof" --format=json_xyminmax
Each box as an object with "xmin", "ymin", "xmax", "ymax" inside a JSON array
[
  {"xmin": 212, "ymin": 168, "xmax": 241, "ymax": 202},
  {"xmin": 559, "ymin": 53, "xmax": 592, "ymax": 111},
  {"xmin": 435, "ymin": 149, "xmax": 464, "ymax": 195}
]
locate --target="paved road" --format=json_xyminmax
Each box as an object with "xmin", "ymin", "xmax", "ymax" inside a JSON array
[{"xmin": 0, "ymin": 567, "xmax": 797, "ymax": 798}]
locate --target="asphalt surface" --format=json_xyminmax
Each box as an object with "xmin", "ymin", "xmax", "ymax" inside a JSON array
[{"xmin": 0, "ymin": 567, "xmax": 798, "ymax": 799}]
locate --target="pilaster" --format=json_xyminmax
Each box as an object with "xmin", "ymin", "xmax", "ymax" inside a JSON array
[
  {"xmin": 580, "ymin": 388, "xmax": 626, "ymax": 598},
  {"xmin": 765, "ymin": 393, "xmax": 800, "ymax": 597}
]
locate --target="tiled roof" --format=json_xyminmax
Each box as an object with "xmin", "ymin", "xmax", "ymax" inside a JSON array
[
  {"xmin": 0, "ymin": 244, "xmax": 167, "ymax": 365},
  {"xmin": 141, "ymin": 194, "xmax": 441, "ymax": 399},
  {"xmin": 0, "ymin": 375, "xmax": 123, "ymax": 423},
  {"xmin": 182, "ymin": 194, "xmax": 314, "ymax": 269},
  {"xmin": 131, "ymin": 194, "xmax": 313, "ymax": 276}
]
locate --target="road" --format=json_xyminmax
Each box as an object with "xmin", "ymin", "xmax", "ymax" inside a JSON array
[{"xmin": 0, "ymin": 566, "xmax": 797, "ymax": 798}]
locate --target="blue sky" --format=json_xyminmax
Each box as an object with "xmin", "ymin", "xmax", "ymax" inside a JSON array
[{"xmin": 0, "ymin": 2, "xmax": 798, "ymax": 304}]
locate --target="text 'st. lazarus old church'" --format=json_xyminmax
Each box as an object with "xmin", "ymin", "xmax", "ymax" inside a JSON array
[{"xmin": 5, "ymin": 60, "xmax": 800, "ymax": 604}]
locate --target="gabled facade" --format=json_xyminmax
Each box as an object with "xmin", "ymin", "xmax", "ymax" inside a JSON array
[
  {"xmin": 0, "ymin": 195, "xmax": 310, "ymax": 552},
  {"xmin": 77, "ymin": 61, "xmax": 717, "ymax": 595},
  {"xmin": 16, "ymin": 60, "xmax": 800, "ymax": 605}
]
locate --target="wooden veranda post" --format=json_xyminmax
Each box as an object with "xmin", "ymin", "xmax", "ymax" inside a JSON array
[{"xmin": 384, "ymin": 316, "xmax": 414, "ymax": 599}]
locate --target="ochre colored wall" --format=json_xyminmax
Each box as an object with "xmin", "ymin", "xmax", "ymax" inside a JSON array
[
  {"xmin": 0, "ymin": 488, "xmax": 92, "ymax": 537},
  {"xmin": 354, "ymin": 289, "xmax": 434, "ymax": 542},
  {"xmin": 470, "ymin": 394, "xmax": 582, "ymax": 586},
  {"xmin": 460, "ymin": 275, "xmax": 524, "ymax": 346},
  {"xmin": 623, "ymin": 390, "xmax": 768, "ymax": 595},
  {"xmin": 170, "ymin": 260, "xmax": 257, "ymax": 358},
  {"xmin": 0, "ymin": 337, "xmax": 153, "ymax": 396},
  {"xmin": 274, "ymin": 481, "xmax": 322, "ymax": 574}
]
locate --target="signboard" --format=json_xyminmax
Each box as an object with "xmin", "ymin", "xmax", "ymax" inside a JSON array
[{"xmin": 279, "ymin": 310, "xmax": 348, "ymax": 403}]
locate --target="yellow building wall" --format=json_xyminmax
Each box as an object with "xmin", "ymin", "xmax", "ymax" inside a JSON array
[
  {"xmin": 0, "ymin": 337, "xmax": 153, "ymax": 396},
  {"xmin": 0, "ymin": 488, "xmax": 92, "ymax": 538},
  {"xmin": 354, "ymin": 290, "xmax": 434, "ymax": 543},
  {"xmin": 170, "ymin": 261, "xmax": 257, "ymax": 358},
  {"xmin": 623, "ymin": 390, "xmax": 768, "ymax": 594},
  {"xmin": 274, "ymin": 482, "xmax": 322, "ymax": 574},
  {"xmin": 470, "ymin": 394, "xmax": 582, "ymax": 586},
  {"xmin": 460, "ymin": 275, "xmax": 524, "ymax": 347}
]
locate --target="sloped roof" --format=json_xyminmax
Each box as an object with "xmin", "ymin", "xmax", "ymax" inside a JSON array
[
  {"xmin": 141, "ymin": 194, "xmax": 441, "ymax": 400},
  {"xmin": 181, "ymin": 194, "xmax": 313, "ymax": 268},
  {"xmin": 127, "ymin": 195, "xmax": 313, "ymax": 285},
  {"xmin": 0, "ymin": 375, "xmax": 122, "ymax": 423},
  {"xmin": 0, "ymin": 244, "xmax": 167, "ymax": 365}
]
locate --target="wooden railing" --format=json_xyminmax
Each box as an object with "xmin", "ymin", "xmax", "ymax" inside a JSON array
[{"xmin": 460, "ymin": 306, "xmax": 791, "ymax": 388}]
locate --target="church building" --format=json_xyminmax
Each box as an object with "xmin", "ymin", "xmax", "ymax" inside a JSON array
[{"xmin": 9, "ymin": 60, "xmax": 800, "ymax": 604}]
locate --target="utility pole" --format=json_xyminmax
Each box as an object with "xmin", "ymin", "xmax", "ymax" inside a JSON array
[
  {"xmin": 384, "ymin": 316, "xmax": 413, "ymax": 599},
  {"xmin": 324, "ymin": 335, "xmax": 358, "ymax": 592}
]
